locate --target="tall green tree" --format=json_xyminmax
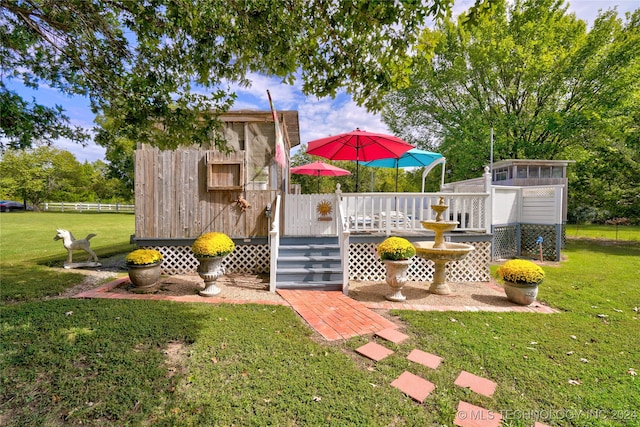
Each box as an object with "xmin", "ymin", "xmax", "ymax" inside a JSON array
[
  {"xmin": 0, "ymin": 147, "xmax": 133, "ymax": 205},
  {"xmin": 0, "ymin": 146, "xmax": 84, "ymax": 207},
  {"xmin": 384, "ymin": 0, "xmax": 639, "ymax": 217},
  {"xmin": 384, "ymin": 0, "xmax": 638, "ymax": 173},
  {"xmin": 1, "ymin": 0, "xmax": 497, "ymax": 152}
]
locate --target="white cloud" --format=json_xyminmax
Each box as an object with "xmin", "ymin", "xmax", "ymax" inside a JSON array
[
  {"xmin": 54, "ymin": 138, "xmax": 106, "ymax": 163},
  {"xmin": 227, "ymin": 73, "xmax": 391, "ymax": 152}
]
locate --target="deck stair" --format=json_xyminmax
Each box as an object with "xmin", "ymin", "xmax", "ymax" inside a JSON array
[{"xmin": 275, "ymin": 236, "xmax": 343, "ymax": 291}]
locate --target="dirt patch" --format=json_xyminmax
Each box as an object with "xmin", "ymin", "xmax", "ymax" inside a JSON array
[{"xmin": 163, "ymin": 341, "xmax": 189, "ymax": 380}]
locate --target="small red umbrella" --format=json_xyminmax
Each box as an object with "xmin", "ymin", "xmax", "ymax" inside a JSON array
[
  {"xmin": 290, "ymin": 161, "xmax": 351, "ymax": 193},
  {"xmin": 306, "ymin": 129, "xmax": 414, "ymax": 192}
]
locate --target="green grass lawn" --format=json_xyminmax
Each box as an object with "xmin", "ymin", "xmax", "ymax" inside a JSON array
[
  {"xmin": 0, "ymin": 212, "xmax": 135, "ymax": 301},
  {"xmin": 2, "ymin": 215, "xmax": 639, "ymax": 426},
  {"xmin": 565, "ymin": 223, "xmax": 640, "ymax": 242}
]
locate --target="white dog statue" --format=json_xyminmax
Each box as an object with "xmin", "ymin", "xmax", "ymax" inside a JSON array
[{"xmin": 53, "ymin": 229, "xmax": 101, "ymax": 268}]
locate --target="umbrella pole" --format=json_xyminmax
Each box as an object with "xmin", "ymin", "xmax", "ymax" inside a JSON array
[
  {"xmin": 317, "ymin": 171, "xmax": 320, "ymax": 193},
  {"xmin": 355, "ymin": 146, "xmax": 360, "ymax": 193},
  {"xmin": 395, "ymin": 163, "xmax": 399, "ymax": 192}
]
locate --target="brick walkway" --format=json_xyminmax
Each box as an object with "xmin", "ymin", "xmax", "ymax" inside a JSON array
[{"xmin": 276, "ymin": 289, "xmax": 398, "ymax": 341}]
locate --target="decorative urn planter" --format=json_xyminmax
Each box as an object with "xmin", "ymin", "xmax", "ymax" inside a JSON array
[
  {"xmin": 191, "ymin": 232, "xmax": 235, "ymax": 297},
  {"xmin": 496, "ymin": 259, "xmax": 545, "ymax": 305},
  {"xmin": 196, "ymin": 256, "xmax": 226, "ymax": 296},
  {"xmin": 126, "ymin": 249, "xmax": 163, "ymax": 293},
  {"xmin": 377, "ymin": 237, "xmax": 416, "ymax": 302},
  {"xmin": 382, "ymin": 259, "xmax": 413, "ymax": 302}
]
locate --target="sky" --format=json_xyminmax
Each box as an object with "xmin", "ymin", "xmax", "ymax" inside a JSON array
[{"xmin": 5, "ymin": 0, "xmax": 638, "ymax": 164}]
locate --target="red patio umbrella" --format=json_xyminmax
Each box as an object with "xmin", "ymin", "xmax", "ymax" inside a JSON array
[
  {"xmin": 290, "ymin": 161, "xmax": 352, "ymax": 193},
  {"xmin": 306, "ymin": 129, "xmax": 414, "ymax": 192}
]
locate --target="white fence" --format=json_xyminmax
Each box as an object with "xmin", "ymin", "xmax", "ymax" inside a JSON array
[
  {"xmin": 283, "ymin": 183, "xmax": 563, "ymax": 237},
  {"xmin": 492, "ymin": 185, "xmax": 564, "ymax": 226},
  {"xmin": 42, "ymin": 202, "xmax": 135, "ymax": 213},
  {"xmin": 284, "ymin": 190, "xmax": 490, "ymax": 236}
]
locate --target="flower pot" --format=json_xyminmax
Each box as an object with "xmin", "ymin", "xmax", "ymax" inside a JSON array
[
  {"xmin": 196, "ymin": 256, "xmax": 226, "ymax": 296},
  {"xmin": 504, "ymin": 281, "xmax": 539, "ymax": 305},
  {"xmin": 128, "ymin": 262, "xmax": 162, "ymax": 293},
  {"xmin": 383, "ymin": 259, "xmax": 413, "ymax": 302}
]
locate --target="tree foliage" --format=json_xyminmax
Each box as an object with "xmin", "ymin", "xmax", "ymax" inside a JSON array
[
  {"xmin": 383, "ymin": 0, "xmax": 640, "ymax": 218},
  {"xmin": 0, "ymin": 147, "xmax": 132, "ymax": 207},
  {"xmin": 1, "ymin": 0, "xmax": 497, "ymax": 151}
]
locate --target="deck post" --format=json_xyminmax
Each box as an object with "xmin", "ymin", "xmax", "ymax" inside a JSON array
[{"xmin": 269, "ymin": 195, "xmax": 281, "ymax": 292}]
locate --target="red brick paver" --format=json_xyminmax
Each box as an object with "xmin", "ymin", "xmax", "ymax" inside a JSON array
[
  {"xmin": 454, "ymin": 371, "xmax": 497, "ymax": 397},
  {"xmin": 355, "ymin": 342, "xmax": 394, "ymax": 361},
  {"xmin": 390, "ymin": 371, "xmax": 435, "ymax": 403},
  {"xmin": 277, "ymin": 290, "xmax": 397, "ymax": 341},
  {"xmin": 454, "ymin": 401, "xmax": 502, "ymax": 427},
  {"xmin": 376, "ymin": 328, "xmax": 410, "ymax": 344},
  {"xmin": 407, "ymin": 349, "xmax": 442, "ymax": 370}
]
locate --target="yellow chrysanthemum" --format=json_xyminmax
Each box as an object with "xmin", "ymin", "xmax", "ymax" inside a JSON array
[
  {"xmin": 126, "ymin": 249, "xmax": 163, "ymax": 265},
  {"xmin": 377, "ymin": 237, "xmax": 416, "ymax": 261},
  {"xmin": 497, "ymin": 259, "xmax": 545, "ymax": 285},
  {"xmin": 191, "ymin": 232, "xmax": 235, "ymax": 258}
]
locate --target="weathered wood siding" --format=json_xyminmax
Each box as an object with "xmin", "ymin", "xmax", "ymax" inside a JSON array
[{"xmin": 135, "ymin": 148, "xmax": 277, "ymax": 239}]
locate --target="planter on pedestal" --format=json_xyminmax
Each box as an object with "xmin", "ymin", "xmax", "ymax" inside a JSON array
[
  {"xmin": 196, "ymin": 256, "xmax": 226, "ymax": 296},
  {"xmin": 191, "ymin": 232, "xmax": 235, "ymax": 297},
  {"xmin": 383, "ymin": 259, "xmax": 413, "ymax": 302},
  {"xmin": 377, "ymin": 236, "xmax": 417, "ymax": 302}
]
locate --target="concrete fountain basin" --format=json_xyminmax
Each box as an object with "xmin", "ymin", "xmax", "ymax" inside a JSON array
[{"xmin": 413, "ymin": 241, "xmax": 475, "ymax": 262}]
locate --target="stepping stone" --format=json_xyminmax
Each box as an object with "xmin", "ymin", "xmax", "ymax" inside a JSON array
[
  {"xmin": 376, "ymin": 328, "xmax": 409, "ymax": 344},
  {"xmin": 355, "ymin": 342, "xmax": 394, "ymax": 361},
  {"xmin": 534, "ymin": 423, "xmax": 552, "ymax": 427},
  {"xmin": 454, "ymin": 401, "xmax": 502, "ymax": 427},
  {"xmin": 454, "ymin": 370, "xmax": 497, "ymax": 397},
  {"xmin": 390, "ymin": 371, "xmax": 435, "ymax": 403},
  {"xmin": 407, "ymin": 349, "xmax": 442, "ymax": 369}
]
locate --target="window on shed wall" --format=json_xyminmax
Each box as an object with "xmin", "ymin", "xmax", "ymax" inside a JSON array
[
  {"xmin": 517, "ymin": 167, "xmax": 528, "ymax": 179},
  {"xmin": 222, "ymin": 122, "xmax": 245, "ymax": 151},
  {"xmin": 494, "ymin": 167, "xmax": 508, "ymax": 181},
  {"xmin": 246, "ymin": 123, "xmax": 272, "ymax": 190}
]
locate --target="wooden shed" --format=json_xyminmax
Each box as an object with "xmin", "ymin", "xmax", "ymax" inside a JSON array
[{"xmin": 132, "ymin": 110, "xmax": 299, "ymax": 274}]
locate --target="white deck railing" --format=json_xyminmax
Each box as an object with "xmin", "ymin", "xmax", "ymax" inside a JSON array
[{"xmin": 340, "ymin": 192, "xmax": 490, "ymax": 235}]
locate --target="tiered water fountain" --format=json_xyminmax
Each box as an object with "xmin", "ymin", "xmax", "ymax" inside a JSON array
[{"xmin": 414, "ymin": 196, "xmax": 475, "ymax": 295}]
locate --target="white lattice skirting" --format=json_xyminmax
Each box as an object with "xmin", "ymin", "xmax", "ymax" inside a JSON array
[
  {"xmin": 348, "ymin": 241, "xmax": 491, "ymax": 282},
  {"xmin": 144, "ymin": 241, "xmax": 491, "ymax": 282},
  {"xmin": 143, "ymin": 244, "xmax": 271, "ymax": 275}
]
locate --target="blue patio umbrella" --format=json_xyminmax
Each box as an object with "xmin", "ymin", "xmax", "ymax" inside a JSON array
[{"xmin": 362, "ymin": 148, "xmax": 444, "ymax": 192}]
